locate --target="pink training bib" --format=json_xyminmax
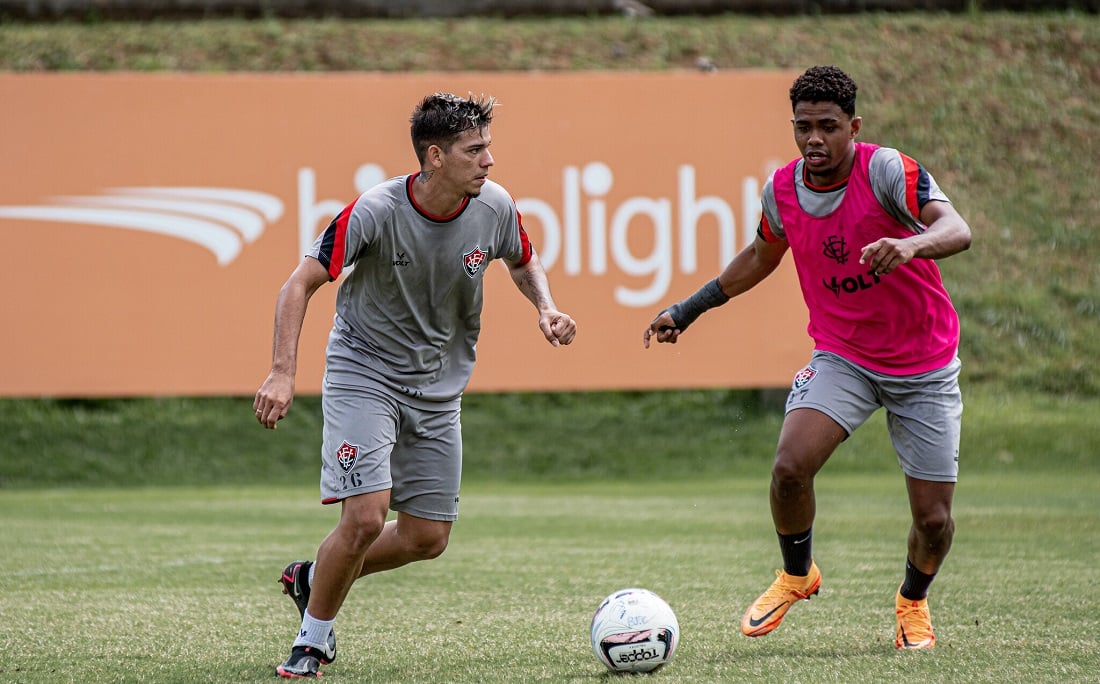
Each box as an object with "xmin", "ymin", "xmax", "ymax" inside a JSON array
[{"xmin": 771, "ymin": 142, "xmax": 959, "ymax": 375}]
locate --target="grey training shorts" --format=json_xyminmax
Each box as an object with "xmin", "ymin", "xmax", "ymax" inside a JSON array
[
  {"xmin": 785, "ymin": 350, "xmax": 962, "ymax": 483},
  {"xmin": 319, "ymin": 381, "xmax": 462, "ymax": 521}
]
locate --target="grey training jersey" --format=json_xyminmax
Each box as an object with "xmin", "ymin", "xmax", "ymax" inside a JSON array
[{"xmin": 309, "ymin": 174, "xmax": 532, "ymax": 409}]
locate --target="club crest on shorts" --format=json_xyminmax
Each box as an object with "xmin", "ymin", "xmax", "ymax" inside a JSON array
[
  {"xmin": 793, "ymin": 365, "xmax": 817, "ymax": 390},
  {"xmin": 462, "ymin": 245, "xmax": 487, "ymax": 278},
  {"xmin": 336, "ymin": 441, "xmax": 359, "ymax": 473}
]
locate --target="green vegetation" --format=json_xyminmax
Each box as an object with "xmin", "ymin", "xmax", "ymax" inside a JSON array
[{"xmin": 2, "ymin": 387, "xmax": 1097, "ymax": 488}]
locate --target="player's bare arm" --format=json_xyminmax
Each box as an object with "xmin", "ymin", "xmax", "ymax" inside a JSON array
[
  {"xmin": 860, "ymin": 200, "xmax": 972, "ymax": 275},
  {"xmin": 508, "ymin": 251, "xmax": 576, "ymax": 347},
  {"xmin": 254, "ymin": 256, "xmax": 331, "ymax": 429},
  {"xmin": 719, "ymin": 235, "xmax": 790, "ymax": 298},
  {"xmin": 644, "ymin": 236, "xmax": 788, "ymax": 348}
]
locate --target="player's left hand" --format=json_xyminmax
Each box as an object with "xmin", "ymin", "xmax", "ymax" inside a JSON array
[
  {"xmin": 540, "ymin": 311, "xmax": 577, "ymax": 347},
  {"xmin": 860, "ymin": 237, "xmax": 916, "ymax": 275}
]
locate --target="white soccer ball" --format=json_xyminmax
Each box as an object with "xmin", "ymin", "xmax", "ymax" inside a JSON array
[{"xmin": 590, "ymin": 587, "xmax": 680, "ymax": 673}]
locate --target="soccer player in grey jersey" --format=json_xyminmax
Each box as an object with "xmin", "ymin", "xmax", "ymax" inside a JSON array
[{"xmin": 254, "ymin": 92, "xmax": 576, "ymax": 679}]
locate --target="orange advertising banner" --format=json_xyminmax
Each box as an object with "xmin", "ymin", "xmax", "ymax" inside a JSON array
[{"xmin": 0, "ymin": 71, "xmax": 810, "ymax": 397}]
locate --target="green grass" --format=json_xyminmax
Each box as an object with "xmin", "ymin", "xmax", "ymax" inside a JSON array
[{"xmin": 2, "ymin": 473, "xmax": 1097, "ymax": 682}]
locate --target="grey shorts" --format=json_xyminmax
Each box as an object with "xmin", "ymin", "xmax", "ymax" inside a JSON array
[
  {"xmin": 319, "ymin": 381, "xmax": 462, "ymax": 521},
  {"xmin": 786, "ymin": 350, "xmax": 962, "ymax": 482}
]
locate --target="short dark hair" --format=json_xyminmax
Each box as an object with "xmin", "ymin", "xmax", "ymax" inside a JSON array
[
  {"xmin": 789, "ymin": 66, "xmax": 858, "ymax": 117},
  {"xmin": 410, "ymin": 92, "xmax": 496, "ymax": 164}
]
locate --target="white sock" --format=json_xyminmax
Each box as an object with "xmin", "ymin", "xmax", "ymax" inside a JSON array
[{"xmin": 294, "ymin": 611, "xmax": 335, "ymax": 650}]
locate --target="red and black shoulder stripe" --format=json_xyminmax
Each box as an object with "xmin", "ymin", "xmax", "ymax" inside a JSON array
[{"xmin": 315, "ymin": 200, "xmax": 355, "ymax": 280}]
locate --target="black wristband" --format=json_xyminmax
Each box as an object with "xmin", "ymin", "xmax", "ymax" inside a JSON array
[{"xmin": 664, "ymin": 278, "xmax": 730, "ymax": 332}]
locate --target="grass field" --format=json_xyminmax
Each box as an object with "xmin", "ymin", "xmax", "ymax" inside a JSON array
[
  {"xmin": 2, "ymin": 472, "xmax": 1097, "ymax": 682},
  {"xmin": 5, "ymin": 388, "xmax": 1097, "ymax": 682}
]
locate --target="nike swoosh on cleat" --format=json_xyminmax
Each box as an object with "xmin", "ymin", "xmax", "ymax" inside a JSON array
[
  {"xmin": 747, "ymin": 601, "xmax": 790, "ymax": 628},
  {"xmin": 899, "ymin": 627, "xmax": 931, "ymax": 649}
]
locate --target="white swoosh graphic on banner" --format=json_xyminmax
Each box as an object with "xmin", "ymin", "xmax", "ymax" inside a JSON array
[
  {"xmin": 56, "ymin": 195, "xmax": 268, "ymax": 243},
  {"xmin": 109, "ymin": 187, "xmax": 284, "ymax": 223},
  {"xmin": 0, "ymin": 187, "xmax": 284, "ymax": 265}
]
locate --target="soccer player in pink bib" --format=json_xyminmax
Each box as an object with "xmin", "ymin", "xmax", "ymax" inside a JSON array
[
  {"xmin": 644, "ymin": 66, "xmax": 971, "ymax": 650},
  {"xmin": 255, "ymin": 92, "xmax": 576, "ymax": 678}
]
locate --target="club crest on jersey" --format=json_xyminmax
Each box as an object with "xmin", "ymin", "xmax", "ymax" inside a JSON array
[
  {"xmin": 793, "ymin": 365, "xmax": 817, "ymax": 390},
  {"xmin": 336, "ymin": 441, "xmax": 359, "ymax": 473},
  {"xmin": 462, "ymin": 245, "xmax": 487, "ymax": 278}
]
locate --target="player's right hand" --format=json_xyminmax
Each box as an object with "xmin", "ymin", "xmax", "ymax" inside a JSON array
[
  {"xmin": 253, "ymin": 372, "xmax": 294, "ymax": 430},
  {"xmin": 643, "ymin": 310, "xmax": 681, "ymax": 349}
]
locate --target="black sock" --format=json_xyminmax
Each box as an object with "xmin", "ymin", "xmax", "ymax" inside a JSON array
[
  {"xmin": 900, "ymin": 558, "xmax": 935, "ymax": 600},
  {"xmin": 777, "ymin": 528, "xmax": 813, "ymax": 576}
]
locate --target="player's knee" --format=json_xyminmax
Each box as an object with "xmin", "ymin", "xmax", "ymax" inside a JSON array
[
  {"xmin": 340, "ymin": 511, "xmax": 387, "ymax": 551},
  {"xmin": 406, "ymin": 527, "xmax": 450, "ymax": 561},
  {"xmin": 771, "ymin": 451, "xmax": 815, "ymax": 489},
  {"xmin": 414, "ymin": 536, "xmax": 449, "ymax": 561},
  {"xmin": 914, "ymin": 509, "xmax": 954, "ymax": 541}
]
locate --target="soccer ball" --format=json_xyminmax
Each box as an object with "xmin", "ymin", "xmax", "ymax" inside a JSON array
[{"xmin": 590, "ymin": 588, "xmax": 679, "ymax": 673}]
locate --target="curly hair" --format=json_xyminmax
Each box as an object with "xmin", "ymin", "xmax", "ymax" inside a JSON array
[
  {"xmin": 789, "ymin": 66, "xmax": 858, "ymax": 117},
  {"xmin": 410, "ymin": 92, "xmax": 497, "ymax": 164}
]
